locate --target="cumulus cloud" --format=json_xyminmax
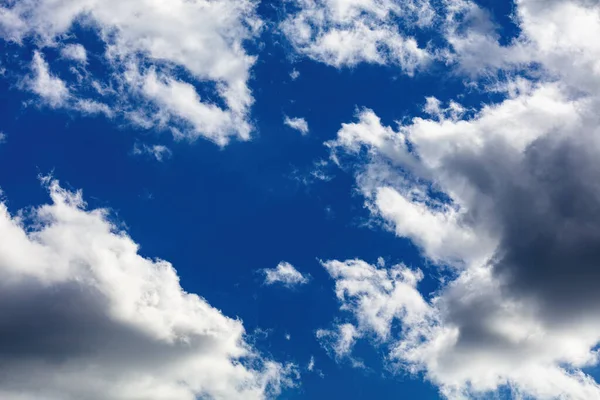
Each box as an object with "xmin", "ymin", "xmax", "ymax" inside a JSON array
[
  {"xmin": 284, "ymin": 115, "xmax": 309, "ymax": 135},
  {"xmin": 280, "ymin": 0, "xmax": 432, "ymax": 73},
  {"xmin": 0, "ymin": 0, "xmax": 261, "ymax": 145},
  {"xmin": 262, "ymin": 262, "xmax": 309, "ymax": 288},
  {"xmin": 323, "ymin": 1, "xmax": 600, "ymax": 398},
  {"xmin": 0, "ymin": 178, "xmax": 295, "ymax": 400}
]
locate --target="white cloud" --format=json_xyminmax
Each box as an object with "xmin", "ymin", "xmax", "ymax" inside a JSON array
[
  {"xmin": 321, "ymin": 259, "xmax": 430, "ymax": 341},
  {"xmin": 0, "ymin": 178, "xmax": 295, "ymax": 400},
  {"xmin": 0, "ymin": 0, "xmax": 261, "ymax": 144},
  {"xmin": 262, "ymin": 262, "xmax": 309, "ymax": 288},
  {"xmin": 133, "ymin": 143, "xmax": 172, "ymax": 162},
  {"xmin": 73, "ymin": 99, "xmax": 113, "ymax": 117},
  {"xmin": 316, "ymin": 323, "xmax": 359, "ymax": 360},
  {"xmin": 307, "ymin": 356, "xmax": 315, "ymax": 371},
  {"xmin": 25, "ymin": 51, "xmax": 69, "ymax": 108},
  {"xmin": 290, "ymin": 69, "xmax": 300, "ymax": 80},
  {"xmin": 324, "ymin": 1, "xmax": 600, "ymax": 398},
  {"xmin": 321, "ymin": 258, "xmax": 600, "ymax": 399},
  {"xmin": 284, "ymin": 116, "xmax": 309, "ymax": 135},
  {"xmin": 61, "ymin": 43, "xmax": 87, "ymax": 63},
  {"xmin": 280, "ymin": 0, "xmax": 432, "ymax": 73}
]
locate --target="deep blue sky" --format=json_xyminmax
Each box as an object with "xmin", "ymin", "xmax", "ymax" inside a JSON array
[{"xmin": 0, "ymin": 2, "xmax": 521, "ymax": 399}]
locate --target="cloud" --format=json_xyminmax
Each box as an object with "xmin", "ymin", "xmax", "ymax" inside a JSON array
[
  {"xmin": 290, "ymin": 69, "xmax": 300, "ymax": 80},
  {"xmin": 132, "ymin": 143, "xmax": 172, "ymax": 162},
  {"xmin": 280, "ymin": 0, "xmax": 432, "ymax": 73},
  {"xmin": 0, "ymin": 178, "xmax": 295, "ymax": 400},
  {"xmin": 307, "ymin": 356, "xmax": 315, "ymax": 371},
  {"xmin": 316, "ymin": 323, "xmax": 358, "ymax": 357},
  {"xmin": 284, "ymin": 116, "xmax": 309, "ymax": 135},
  {"xmin": 262, "ymin": 262, "xmax": 309, "ymax": 288},
  {"xmin": 320, "ymin": 258, "xmax": 600, "ymax": 399},
  {"xmin": 323, "ymin": 1, "xmax": 600, "ymax": 398},
  {"xmin": 60, "ymin": 43, "xmax": 87, "ymax": 63},
  {"xmin": 0, "ymin": 0, "xmax": 261, "ymax": 145},
  {"xmin": 25, "ymin": 51, "xmax": 70, "ymax": 108}
]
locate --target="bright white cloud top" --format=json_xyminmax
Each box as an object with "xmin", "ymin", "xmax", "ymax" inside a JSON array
[
  {"xmin": 263, "ymin": 262, "xmax": 309, "ymax": 288},
  {"xmin": 0, "ymin": 0, "xmax": 261, "ymax": 145},
  {"xmin": 0, "ymin": 179, "xmax": 294, "ymax": 400}
]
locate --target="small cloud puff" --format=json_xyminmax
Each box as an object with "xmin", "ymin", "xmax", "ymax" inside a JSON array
[
  {"xmin": 133, "ymin": 143, "xmax": 172, "ymax": 162},
  {"xmin": 61, "ymin": 43, "xmax": 88, "ymax": 63},
  {"xmin": 284, "ymin": 116, "xmax": 309, "ymax": 135},
  {"xmin": 262, "ymin": 261, "xmax": 309, "ymax": 288}
]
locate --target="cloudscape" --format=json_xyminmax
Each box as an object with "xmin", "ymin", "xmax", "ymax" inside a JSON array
[{"xmin": 1, "ymin": 1, "xmax": 600, "ymax": 399}]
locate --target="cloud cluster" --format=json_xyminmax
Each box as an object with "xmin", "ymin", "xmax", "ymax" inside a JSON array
[
  {"xmin": 280, "ymin": 0, "xmax": 432, "ymax": 73},
  {"xmin": 0, "ymin": 178, "xmax": 294, "ymax": 400},
  {"xmin": 323, "ymin": 0, "xmax": 600, "ymax": 398},
  {"xmin": 0, "ymin": 0, "xmax": 261, "ymax": 145}
]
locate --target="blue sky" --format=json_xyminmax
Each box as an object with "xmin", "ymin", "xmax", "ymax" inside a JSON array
[{"xmin": 2, "ymin": 1, "xmax": 600, "ymax": 399}]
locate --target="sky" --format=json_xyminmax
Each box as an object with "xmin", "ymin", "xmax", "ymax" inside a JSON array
[{"xmin": 1, "ymin": 0, "xmax": 600, "ymax": 399}]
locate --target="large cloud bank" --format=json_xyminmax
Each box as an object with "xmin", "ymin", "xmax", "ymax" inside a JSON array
[
  {"xmin": 0, "ymin": 179, "xmax": 293, "ymax": 400},
  {"xmin": 322, "ymin": 0, "xmax": 600, "ymax": 398}
]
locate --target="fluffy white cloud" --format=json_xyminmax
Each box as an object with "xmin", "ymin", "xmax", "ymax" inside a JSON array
[
  {"xmin": 324, "ymin": 1, "xmax": 600, "ymax": 398},
  {"xmin": 25, "ymin": 51, "xmax": 70, "ymax": 108},
  {"xmin": 280, "ymin": 0, "xmax": 432, "ymax": 73},
  {"xmin": 317, "ymin": 260, "xmax": 429, "ymax": 366},
  {"xmin": 284, "ymin": 116, "xmax": 309, "ymax": 135},
  {"xmin": 262, "ymin": 262, "xmax": 309, "ymax": 288},
  {"xmin": 61, "ymin": 43, "xmax": 87, "ymax": 63},
  {"xmin": 316, "ymin": 323, "xmax": 359, "ymax": 360},
  {"xmin": 0, "ymin": 0, "xmax": 261, "ymax": 145},
  {"xmin": 0, "ymin": 178, "xmax": 295, "ymax": 400},
  {"xmin": 321, "ymin": 258, "xmax": 600, "ymax": 399}
]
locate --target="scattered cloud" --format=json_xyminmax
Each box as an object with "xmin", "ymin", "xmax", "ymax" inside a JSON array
[
  {"xmin": 133, "ymin": 143, "xmax": 172, "ymax": 162},
  {"xmin": 60, "ymin": 43, "xmax": 87, "ymax": 63},
  {"xmin": 0, "ymin": 178, "xmax": 296, "ymax": 400},
  {"xmin": 316, "ymin": 323, "xmax": 359, "ymax": 360},
  {"xmin": 290, "ymin": 69, "xmax": 300, "ymax": 80},
  {"xmin": 262, "ymin": 261, "xmax": 309, "ymax": 288},
  {"xmin": 280, "ymin": 0, "xmax": 432, "ymax": 73},
  {"xmin": 284, "ymin": 115, "xmax": 309, "ymax": 135},
  {"xmin": 25, "ymin": 51, "xmax": 69, "ymax": 108},
  {"xmin": 307, "ymin": 356, "xmax": 315, "ymax": 372},
  {"xmin": 0, "ymin": 0, "xmax": 262, "ymax": 145}
]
